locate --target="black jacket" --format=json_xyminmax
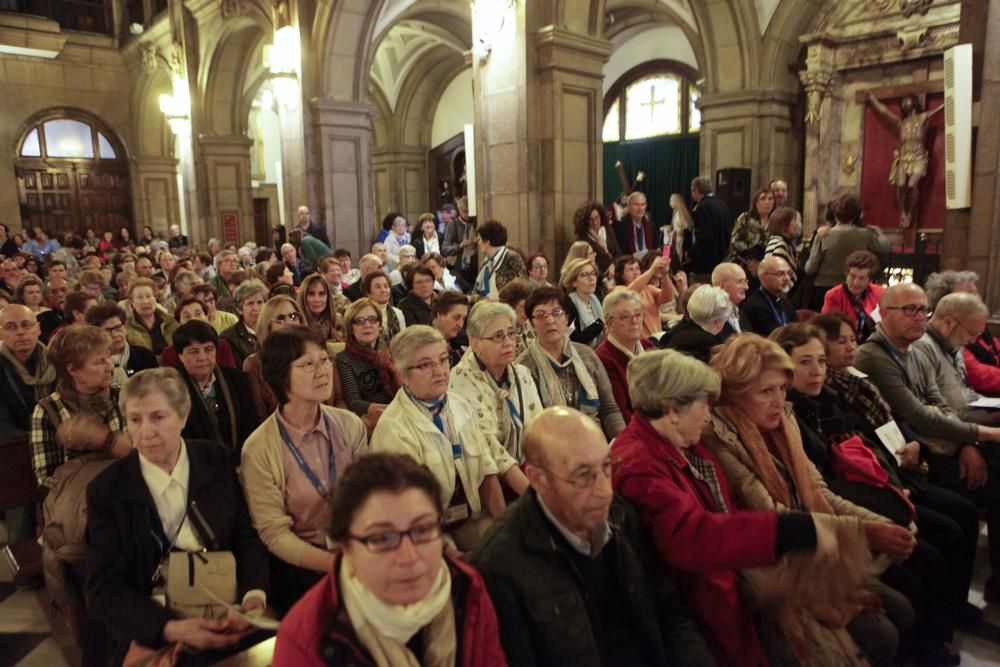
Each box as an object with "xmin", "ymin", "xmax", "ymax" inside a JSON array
[
  {"xmin": 412, "ymin": 232, "xmax": 443, "ymax": 259},
  {"xmin": 566, "ymin": 298, "xmax": 605, "ymax": 347},
  {"xmin": 177, "ymin": 365, "xmax": 258, "ymax": 462},
  {"xmin": 470, "ymin": 489, "xmax": 713, "ymax": 667},
  {"xmin": 739, "ymin": 288, "xmax": 797, "ymax": 336},
  {"xmin": 661, "ymin": 318, "xmax": 721, "ymax": 364},
  {"xmin": 398, "ymin": 293, "xmax": 434, "ymax": 326},
  {"xmin": 125, "ymin": 345, "xmax": 158, "ymax": 376},
  {"xmin": 221, "ymin": 319, "xmax": 258, "ymax": 369},
  {"xmin": 688, "ymin": 195, "xmax": 732, "ymax": 274},
  {"xmin": 86, "ymin": 441, "xmax": 269, "ymax": 654}
]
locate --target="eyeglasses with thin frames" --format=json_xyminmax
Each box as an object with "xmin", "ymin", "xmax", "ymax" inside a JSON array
[
  {"xmin": 291, "ymin": 354, "xmax": 333, "ymax": 375},
  {"xmin": 538, "ymin": 459, "xmax": 614, "ymax": 490},
  {"xmin": 481, "ymin": 328, "xmax": 518, "ymax": 345},
  {"xmin": 406, "ymin": 354, "xmax": 451, "ymax": 374},
  {"xmin": 530, "ymin": 308, "xmax": 566, "ymax": 322}
]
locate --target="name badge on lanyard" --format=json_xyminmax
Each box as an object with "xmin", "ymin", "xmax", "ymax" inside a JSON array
[{"xmin": 275, "ymin": 414, "xmax": 338, "ymax": 499}]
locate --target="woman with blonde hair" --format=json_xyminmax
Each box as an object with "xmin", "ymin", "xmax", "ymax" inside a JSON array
[
  {"xmin": 560, "ymin": 257, "xmax": 605, "ymax": 348},
  {"xmin": 704, "ymin": 334, "xmax": 917, "ymax": 666},
  {"xmin": 297, "ymin": 273, "xmax": 344, "ymax": 347},
  {"xmin": 668, "ymin": 193, "xmax": 694, "ymax": 268}
]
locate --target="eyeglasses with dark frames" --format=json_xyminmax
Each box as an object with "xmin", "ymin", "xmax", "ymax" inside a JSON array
[{"xmin": 348, "ymin": 519, "xmax": 444, "ymax": 553}]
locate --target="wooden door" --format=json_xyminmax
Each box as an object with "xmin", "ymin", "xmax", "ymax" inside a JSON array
[
  {"xmin": 17, "ymin": 167, "xmax": 76, "ymax": 232},
  {"xmin": 17, "ymin": 164, "xmax": 132, "ymax": 236},
  {"xmin": 77, "ymin": 167, "xmax": 131, "ymax": 235}
]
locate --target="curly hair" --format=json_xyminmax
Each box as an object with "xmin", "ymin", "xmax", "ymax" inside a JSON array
[{"xmin": 573, "ymin": 200, "xmax": 608, "ymax": 239}]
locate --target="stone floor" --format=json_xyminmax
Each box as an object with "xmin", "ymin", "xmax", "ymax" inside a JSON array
[{"xmin": 0, "ymin": 524, "xmax": 998, "ymax": 666}]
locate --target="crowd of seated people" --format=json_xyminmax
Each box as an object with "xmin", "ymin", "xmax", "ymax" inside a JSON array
[{"xmin": 1, "ymin": 183, "xmax": 999, "ymax": 666}]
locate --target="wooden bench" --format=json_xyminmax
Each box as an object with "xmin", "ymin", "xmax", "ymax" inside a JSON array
[{"xmin": 0, "ymin": 436, "xmax": 44, "ymax": 586}]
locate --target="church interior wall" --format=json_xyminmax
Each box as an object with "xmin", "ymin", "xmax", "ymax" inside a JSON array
[
  {"xmin": 430, "ymin": 67, "xmax": 473, "ymax": 149},
  {"xmin": 602, "ymin": 24, "xmax": 699, "ymax": 95}
]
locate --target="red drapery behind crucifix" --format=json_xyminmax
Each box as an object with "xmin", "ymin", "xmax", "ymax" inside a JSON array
[{"xmin": 860, "ymin": 92, "xmax": 946, "ymax": 230}]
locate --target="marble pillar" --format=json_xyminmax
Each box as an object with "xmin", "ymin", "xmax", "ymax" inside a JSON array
[
  {"xmin": 310, "ymin": 98, "xmax": 376, "ymax": 257},
  {"xmin": 372, "ymin": 145, "xmax": 427, "ymax": 223},
  {"xmin": 971, "ymin": 0, "xmax": 1000, "ymax": 312},
  {"xmin": 132, "ymin": 157, "xmax": 182, "ymax": 237},
  {"xmin": 195, "ymin": 134, "xmax": 254, "ymax": 244}
]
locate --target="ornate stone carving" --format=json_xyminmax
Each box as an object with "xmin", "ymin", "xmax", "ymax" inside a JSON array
[
  {"xmin": 141, "ymin": 43, "xmax": 157, "ymax": 75},
  {"xmin": 800, "ymin": 70, "xmax": 834, "ymax": 124},
  {"xmin": 897, "ymin": 26, "xmax": 928, "ymax": 51},
  {"xmin": 168, "ymin": 41, "xmax": 184, "ymax": 76},
  {"xmin": 866, "ymin": 0, "xmax": 933, "ymax": 17},
  {"xmin": 220, "ymin": 0, "xmax": 241, "ymax": 19},
  {"xmin": 841, "ymin": 149, "xmax": 859, "ymax": 176}
]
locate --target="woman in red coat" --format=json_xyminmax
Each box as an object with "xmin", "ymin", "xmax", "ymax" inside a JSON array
[
  {"xmin": 273, "ymin": 453, "xmax": 507, "ymax": 667},
  {"xmin": 611, "ymin": 349, "xmax": 833, "ymax": 666}
]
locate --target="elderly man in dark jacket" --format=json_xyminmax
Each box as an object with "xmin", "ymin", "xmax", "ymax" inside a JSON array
[{"xmin": 470, "ymin": 406, "xmax": 713, "ymax": 667}]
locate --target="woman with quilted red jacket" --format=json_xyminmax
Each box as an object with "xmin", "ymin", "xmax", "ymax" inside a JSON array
[{"xmin": 273, "ymin": 453, "xmax": 506, "ymax": 667}]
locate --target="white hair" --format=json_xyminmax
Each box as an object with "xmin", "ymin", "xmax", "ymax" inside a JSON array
[{"xmin": 687, "ymin": 285, "xmax": 733, "ymax": 328}]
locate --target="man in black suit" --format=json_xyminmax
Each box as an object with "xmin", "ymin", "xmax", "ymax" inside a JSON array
[
  {"xmin": 687, "ymin": 176, "xmax": 732, "ymax": 282},
  {"xmin": 172, "ymin": 321, "xmax": 259, "ymax": 462},
  {"xmin": 739, "ymin": 255, "xmax": 798, "ymax": 336}
]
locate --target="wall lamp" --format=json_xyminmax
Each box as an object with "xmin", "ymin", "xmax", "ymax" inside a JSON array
[{"xmin": 159, "ymin": 76, "xmax": 191, "ymax": 136}]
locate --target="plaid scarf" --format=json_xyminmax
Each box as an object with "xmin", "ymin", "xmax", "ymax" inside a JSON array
[
  {"xmin": 346, "ymin": 338, "xmax": 400, "ymax": 396},
  {"xmin": 825, "ymin": 368, "xmax": 892, "ymax": 429}
]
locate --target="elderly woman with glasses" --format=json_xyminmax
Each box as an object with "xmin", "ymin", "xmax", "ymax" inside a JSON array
[
  {"xmin": 612, "ymin": 349, "xmax": 841, "ymax": 665},
  {"xmin": 560, "ymin": 257, "xmax": 605, "ymax": 348},
  {"xmin": 221, "ymin": 279, "xmax": 268, "ymax": 369},
  {"xmin": 518, "ymin": 286, "xmax": 625, "ymax": 439},
  {"xmin": 595, "ymin": 290, "xmax": 655, "ymax": 422},
  {"xmin": 662, "ymin": 285, "xmax": 733, "ymax": 364},
  {"xmin": 370, "ymin": 326, "xmax": 510, "ymax": 551},
  {"xmin": 272, "ymin": 453, "xmax": 506, "ymax": 667},
  {"xmin": 243, "ymin": 295, "xmax": 306, "ymax": 420},
  {"xmin": 336, "ymin": 298, "xmax": 400, "ymax": 430},
  {"xmin": 241, "ymin": 326, "xmax": 368, "ymax": 614},
  {"xmin": 451, "ymin": 301, "xmax": 542, "ymax": 472}
]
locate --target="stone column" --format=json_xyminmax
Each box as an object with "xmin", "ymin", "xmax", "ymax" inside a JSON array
[
  {"xmin": 276, "ymin": 102, "xmax": 308, "ymax": 229},
  {"xmin": 310, "ymin": 98, "xmax": 376, "ymax": 257},
  {"xmin": 194, "ymin": 135, "xmax": 254, "ymax": 243},
  {"xmin": 471, "ymin": 1, "xmax": 610, "ymax": 262},
  {"xmin": 971, "ymin": 0, "xmax": 1000, "ymax": 312},
  {"xmin": 799, "ymin": 40, "xmax": 836, "ymax": 233},
  {"xmin": 372, "ymin": 145, "xmax": 428, "ymax": 223},
  {"xmin": 132, "ymin": 157, "xmax": 182, "ymax": 237}
]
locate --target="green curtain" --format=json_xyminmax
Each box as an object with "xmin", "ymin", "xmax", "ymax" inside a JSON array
[{"xmin": 603, "ymin": 135, "xmax": 700, "ymax": 228}]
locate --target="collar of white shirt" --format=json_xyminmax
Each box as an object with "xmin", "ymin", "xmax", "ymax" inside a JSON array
[{"xmin": 139, "ymin": 439, "xmax": 190, "ymax": 506}]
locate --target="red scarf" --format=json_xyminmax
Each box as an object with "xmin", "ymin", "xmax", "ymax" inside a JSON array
[{"xmin": 345, "ymin": 338, "xmax": 400, "ymax": 396}]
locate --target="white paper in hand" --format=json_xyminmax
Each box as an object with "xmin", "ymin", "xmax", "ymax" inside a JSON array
[
  {"xmin": 197, "ymin": 584, "xmax": 281, "ymax": 631},
  {"xmin": 875, "ymin": 420, "xmax": 907, "ymax": 465}
]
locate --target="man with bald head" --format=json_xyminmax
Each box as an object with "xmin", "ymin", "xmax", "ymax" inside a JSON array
[
  {"xmin": 344, "ymin": 253, "xmax": 384, "ymax": 302},
  {"xmin": 0, "ymin": 304, "xmax": 56, "ymax": 439},
  {"xmin": 738, "ymin": 254, "xmax": 797, "ymax": 335},
  {"xmin": 857, "ymin": 282, "xmax": 1000, "ymax": 603},
  {"xmin": 470, "ymin": 406, "xmax": 711, "ymax": 666},
  {"xmin": 711, "ymin": 262, "xmax": 748, "ymax": 339}
]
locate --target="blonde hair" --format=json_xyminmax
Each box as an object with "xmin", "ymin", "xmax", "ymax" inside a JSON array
[
  {"xmin": 343, "ymin": 297, "xmax": 381, "ymax": 344},
  {"xmin": 710, "ymin": 334, "xmax": 793, "ymax": 405},
  {"xmin": 564, "ymin": 241, "xmax": 593, "ymax": 264},
  {"xmin": 627, "ymin": 349, "xmax": 720, "ymax": 417},
  {"xmin": 257, "ymin": 295, "xmax": 302, "ymax": 344},
  {"xmin": 559, "ymin": 257, "xmax": 598, "ymax": 291}
]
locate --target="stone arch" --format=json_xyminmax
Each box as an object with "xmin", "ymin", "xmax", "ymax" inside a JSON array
[
  {"xmin": 313, "ymin": 0, "xmax": 387, "ymax": 102},
  {"xmin": 687, "ymin": 0, "xmax": 758, "ymax": 94},
  {"xmin": 604, "ymin": 0, "xmax": 706, "ymax": 77},
  {"xmin": 133, "ymin": 67, "xmax": 174, "ymax": 159},
  {"xmin": 201, "ymin": 19, "xmax": 270, "ymax": 136}
]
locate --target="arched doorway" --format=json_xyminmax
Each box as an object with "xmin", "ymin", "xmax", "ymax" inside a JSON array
[{"xmin": 14, "ymin": 109, "xmax": 132, "ymax": 236}]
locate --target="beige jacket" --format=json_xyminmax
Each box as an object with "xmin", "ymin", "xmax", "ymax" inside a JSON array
[{"xmin": 239, "ymin": 405, "xmax": 367, "ymax": 567}]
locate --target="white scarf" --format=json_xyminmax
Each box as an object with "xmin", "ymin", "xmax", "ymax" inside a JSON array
[
  {"xmin": 340, "ymin": 556, "xmax": 452, "ymax": 644},
  {"xmin": 608, "ymin": 334, "xmax": 644, "ymax": 360},
  {"xmin": 528, "ymin": 337, "xmax": 599, "ymax": 412},
  {"xmin": 109, "ymin": 343, "xmax": 131, "ymax": 389}
]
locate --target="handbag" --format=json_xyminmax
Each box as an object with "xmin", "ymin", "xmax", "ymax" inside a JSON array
[{"xmin": 165, "ymin": 550, "xmax": 237, "ymax": 619}]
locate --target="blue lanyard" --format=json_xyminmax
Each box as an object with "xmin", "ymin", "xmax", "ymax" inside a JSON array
[
  {"xmin": 275, "ymin": 412, "xmax": 338, "ymax": 499},
  {"xmin": 407, "ymin": 389, "xmax": 464, "ymax": 459},
  {"xmin": 762, "ymin": 289, "xmax": 788, "ymax": 326}
]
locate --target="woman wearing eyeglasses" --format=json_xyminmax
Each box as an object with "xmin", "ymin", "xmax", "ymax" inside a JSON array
[
  {"xmin": 518, "ymin": 286, "xmax": 625, "ymax": 440},
  {"xmin": 450, "ymin": 301, "xmax": 542, "ymax": 468},
  {"xmin": 595, "ymin": 290, "xmax": 656, "ymax": 423},
  {"xmin": 241, "ymin": 326, "xmax": 368, "ymax": 614},
  {"xmin": 243, "ymin": 296, "xmax": 306, "ymax": 420},
  {"xmin": 560, "ymin": 257, "xmax": 606, "ymax": 349},
  {"xmin": 272, "ymin": 453, "xmax": 506, "ymax": 667},
  {"xmin": 336, "ymin": 298, "xmax": 400, "ymax": 431},
  {"xmin": 370, "ymin": 326, "xmax": 511, "ymax": 551}
]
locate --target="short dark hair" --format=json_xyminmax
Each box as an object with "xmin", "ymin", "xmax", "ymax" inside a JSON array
[
  {"xmin": 613, "ymin": 255, "xmax": 641, "ymax": 285},
  {"xmin": 477, "ymin": 220, "xmax": 508, "ymax": 247},
  {"xmin": 333, "ymin": 248, "xmax": 352, "ymax": 260},
  {"xmin": 328, "ymin": 453, "xmax": 443, "ymax": 541},
  {"xmin": 498, "ymin": 278, "xmax": 533, "ymax": 308},
  {"xmin": 524, "ymin": 285, "xmax": 569, "ymax": 320},
  {"xmin": 260, "ymin": 325, "xmax": 326, "ymax": 405},
  {"xmin": 405, "ymin": 265, "xmax": 435, "ymax": 291},
  {"xmin": 808, "ymin": 311, "xmax": 854, "ymax": 340},
  {"xmin": 47, "ymin": 259, "xmax": 67, "ymax": 271},
  {"xmin": 172, "ymin": 320, "xmax": 218, "ymax": 354},
  {"xmin": 431, "ymin": 290, "xmax": 468, "ymax": 317},
  {"xmin": 85, "ymin": 302, "xmax": 127, "ymax": 327},
  {"xmin": 525, "ymin": 252, "xmax": 548, "ymax": 271},
  {"xmin": 835, "ymin": 194, "xmax": 863, "ymax": 225},
  {"xmin": 845, "ymin": 250, "xmax": 880, "ymax": 277},
  {"xmin": 265, "ymin": 263, "xmax": 287, "ymax": 285},
  {"xmin": 173, "ymin": 295, "xmax": 206, "ymax": 322},
  {"xmin": 362, "ymin": 270, "xmax": 390, "ymax": 295},
  {"xmin": 767, "ymin": 207, "xmax": 798, "ymax": 237},
  {"xmin": 255, "ymin": 248, "xmax": 275, "ymax": 265},
  {"xmin": 63, "ymin": 291, "xmax": 93, "ymax": 320},
  {"xmin": 769, "ymin": 322, "xmax": 827, "ymax": 356},
  {"xmin": 380, "ymin": 212, "xmax": 401, "ymax": 232}
]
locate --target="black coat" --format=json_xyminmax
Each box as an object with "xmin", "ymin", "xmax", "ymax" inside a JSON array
[
  {"xmin": 565, "ymin": 298, "xmax": 605, "ymax": 347},
  {"xmin": 220, "ymin": 319, "xmax": 258, "ymax": 369},
  {"xmin": 688, "ymin": 195, "xmax": 732, "ymax": 274},
  {"xmin": 177, "ymin": 365, "xmax": 259, "ymax": 462},
  {"xmin": 470, "ymin": 490, "xmax": 713, "ymax": 667},
  {"xmin": 739, "ymin": 288, "xmax": 798, "ymax": 336},
  {"xmin": 125, "ymin": 345, "xmax": 158, "ymax": 376},
  {"xmin": 661, "ymin": 318, "xmax": 722, "ymax": 364},
  {"xmin": 412, "ymin": 232, "xmax": 443, "ymax": 259},
  {"xmin": 398, "ymin": 293, "xmax": 434, "ymax": 326},
  {"xmin": 86, "ymin": 441, "xmax": 269, "ymax": 654}
]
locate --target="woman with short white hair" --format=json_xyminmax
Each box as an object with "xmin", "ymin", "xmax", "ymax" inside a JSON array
[
  {"xmin": 450, "ymin": 301, "xmax": 542, "ymax": 469},
  {"xmin": 662, "ymin": 285, "xmax": 732, "ymax": 363},
  {"xmin": 596, "ymin": 289, "xmax": 656, "ymax": 422},
  {"xmin": 370, "ymin": 326, "xmax": 512, "ymax": 550}
]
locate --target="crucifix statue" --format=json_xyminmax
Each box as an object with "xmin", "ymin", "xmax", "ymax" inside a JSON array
[{"xmin": 865, "ymin": 91, "xmax": 943, "ymax": 228}]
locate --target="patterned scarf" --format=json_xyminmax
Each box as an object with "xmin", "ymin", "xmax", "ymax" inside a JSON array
[
  {"xmin": 0, "ymin": 342, "xmax": 56, "ymax": 399},
  {"xmin": 825, "ymin": 368, "xmax": 892, "ymax": 429},
  {"xmin": 527, "ymin": 337, "xmax": 598, "ymax": 415},
  {"xmin": 346, "ymin": 337, "xmax": 400, "ymax": 396},
  {"xmin": 716, "ymin": 404, "xmax": 835, "ymax": 514},
  {"xmin": 381, "ymin": 305, "xmax": 402, "ymax": 343},
  {"xmin": 55, "ymin": 377, "xmax": 111, "ymax": 417},
  {"xmin": 845, "ymin": 285, "xmax": 875, "ymax": 342}
]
